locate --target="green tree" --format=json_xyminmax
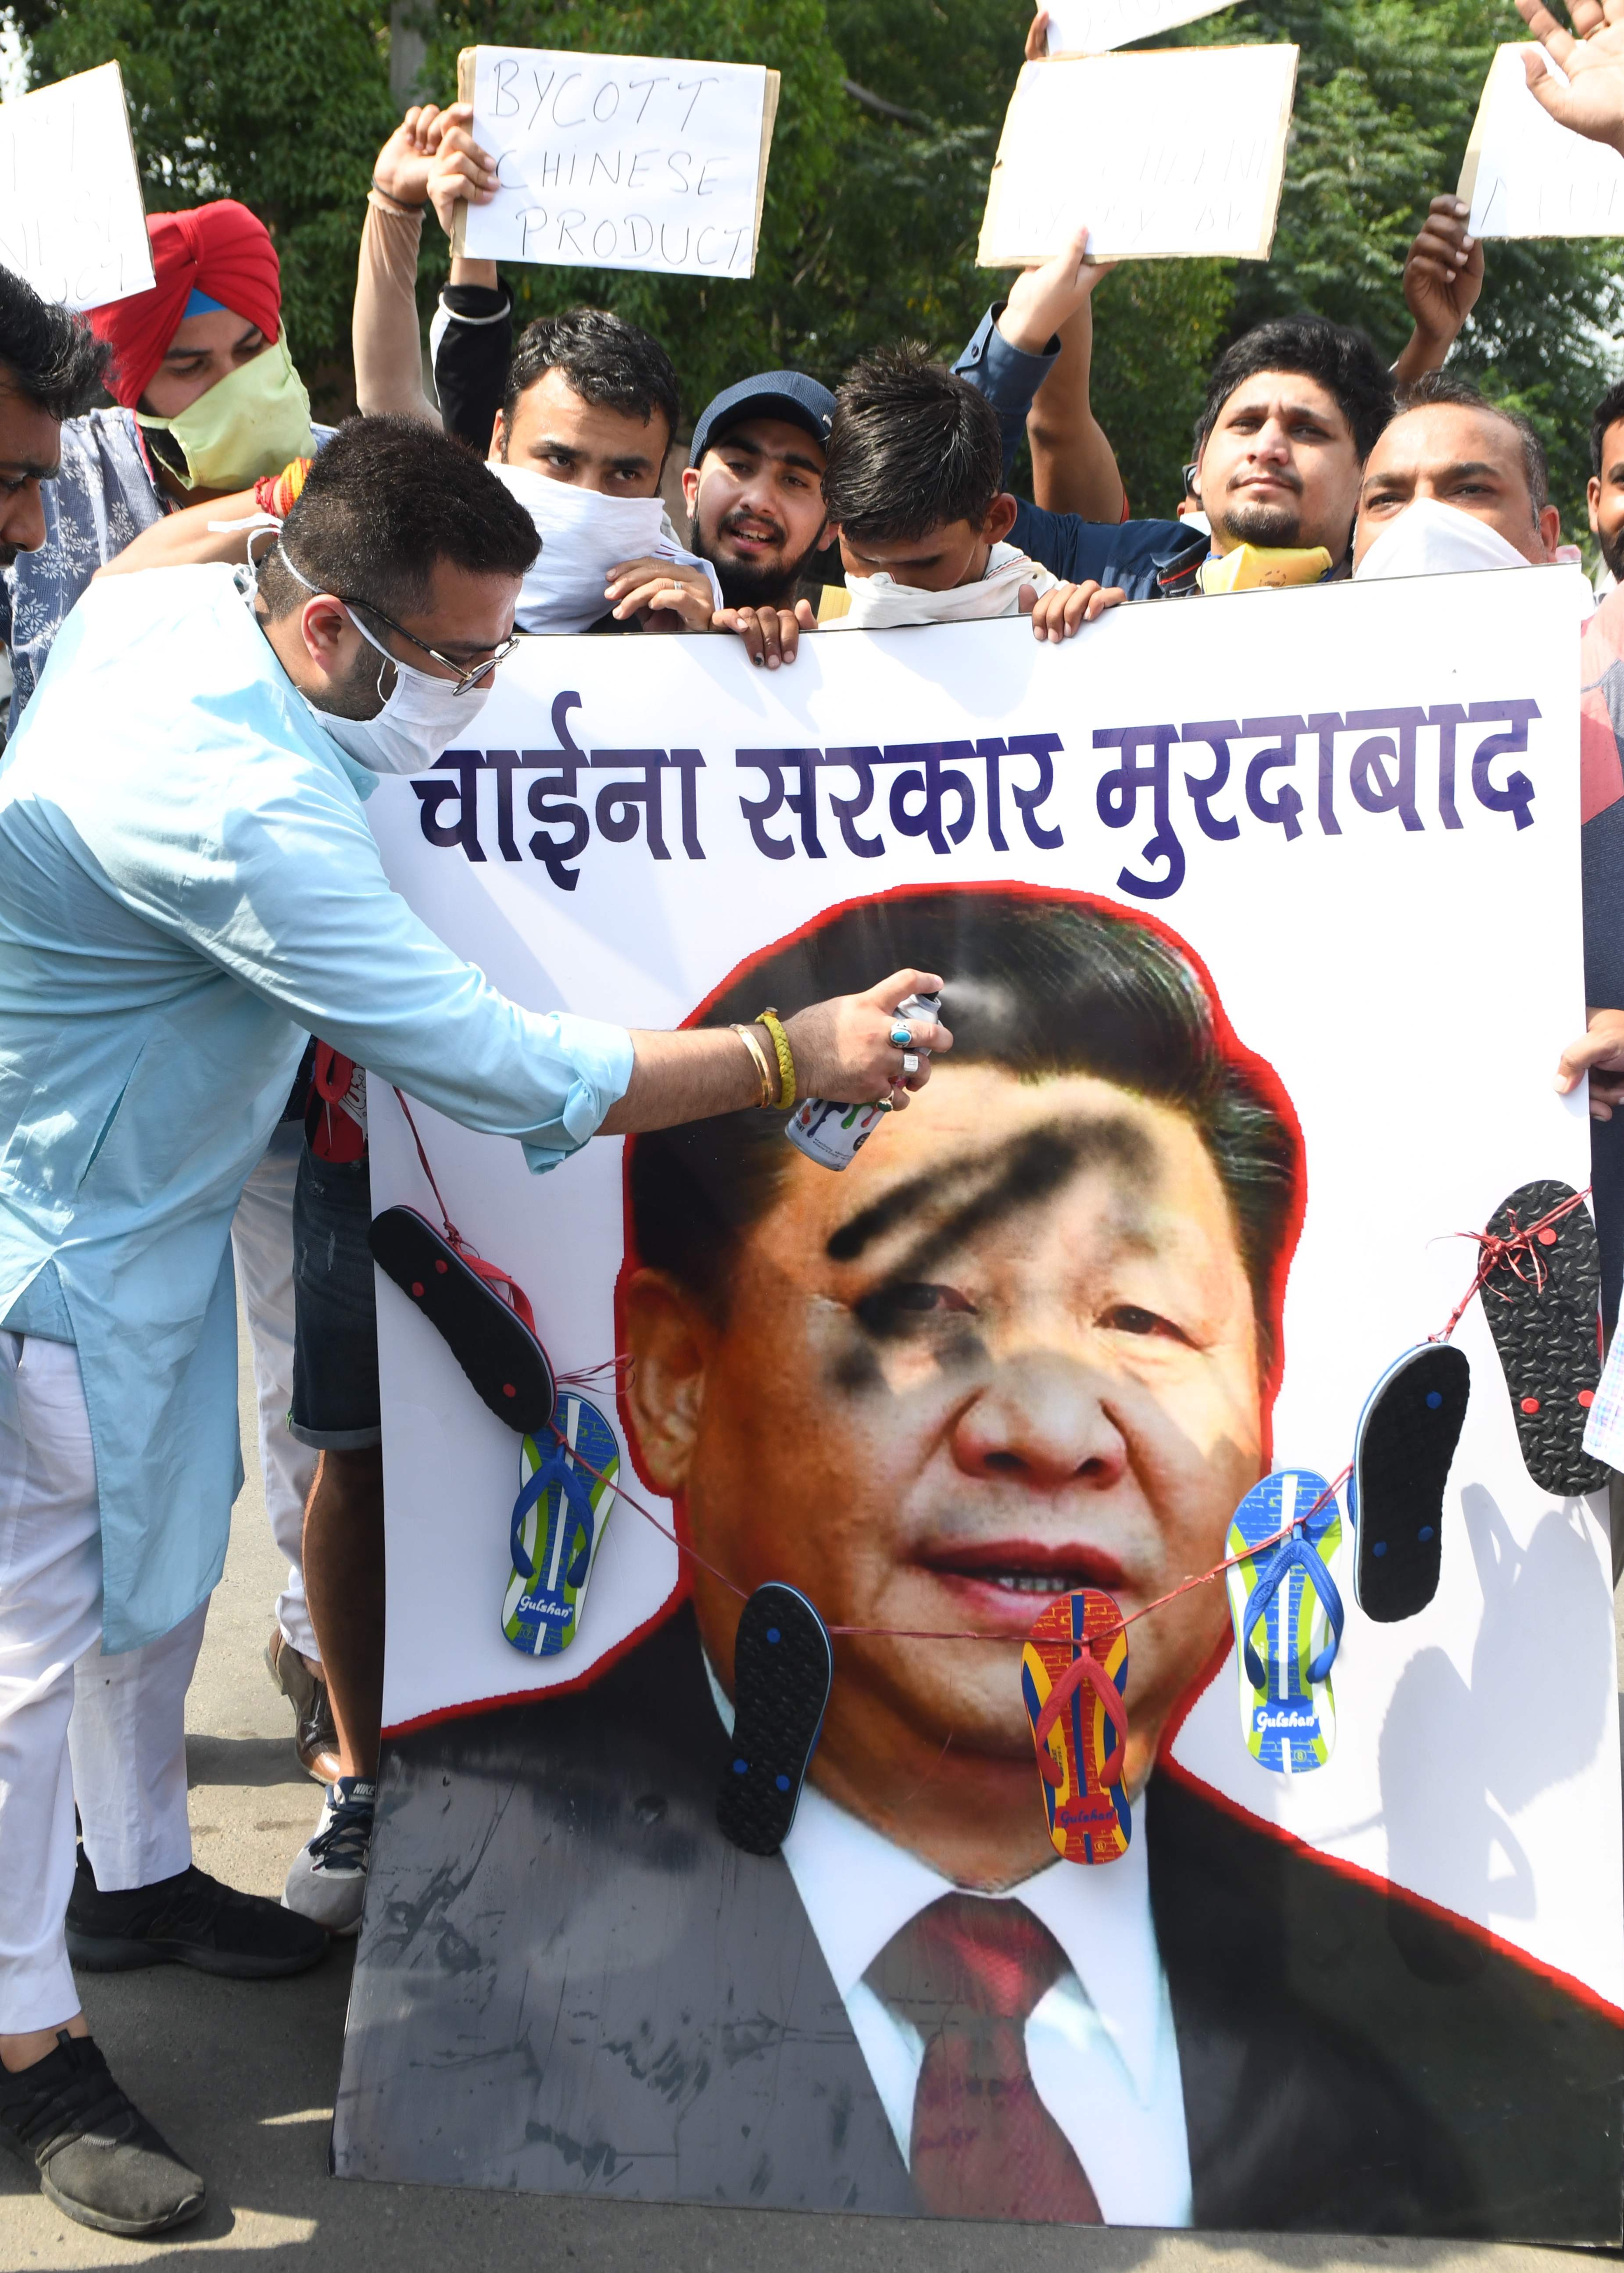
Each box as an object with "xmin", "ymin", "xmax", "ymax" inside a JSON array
[
  {"xmin": 15, "ymin": 0, "xmax": 399, "ymax": 410},
  {"xmin": 419, "ymin": 0, "xmax": 852, "ymax": 413},
  {"xmin": 1177, "ymin": 0, "xmax": 1624, "ymax": 530}
]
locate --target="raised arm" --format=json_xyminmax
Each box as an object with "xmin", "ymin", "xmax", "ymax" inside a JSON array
[
  {"xmin": 353, "ymin": 106, "xmax": 449, "ymax": 425},
  {"xmin": 1393, "ymin": 197, "xmax": 1484, "ymax": 388},
  {"xmin": 425, "ymin": 111, "xmax": 512, "ymax": 455}
]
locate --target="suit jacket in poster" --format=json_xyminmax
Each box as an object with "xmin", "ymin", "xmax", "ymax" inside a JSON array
[{"xmin": 335, "ymin": 1605, "xmax": 1622, "ymax": 2239}]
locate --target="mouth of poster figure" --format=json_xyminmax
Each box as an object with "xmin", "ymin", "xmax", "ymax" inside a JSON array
[{"xmin": 387, "ymin": 1086, "xmax": 1592, "ymax": 1675}]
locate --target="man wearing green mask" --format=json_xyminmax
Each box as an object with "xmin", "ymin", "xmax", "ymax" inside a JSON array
[{"xmin": 4, "ymin": 198, "xmax": 328, "ymax": 735}]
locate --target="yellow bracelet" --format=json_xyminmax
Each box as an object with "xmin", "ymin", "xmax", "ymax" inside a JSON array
[
  {"xmin": 757, "ymin": 1008, "xmax": 797, "ymax": 1110},
  {"xmin": 730, "ymin": 1021, "xmax": 775, "ymax": 1108}
]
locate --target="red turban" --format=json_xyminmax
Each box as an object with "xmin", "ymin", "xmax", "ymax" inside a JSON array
[{"xmin": 89, "ymin": 200, "xmax": 282, "ymax": 409}]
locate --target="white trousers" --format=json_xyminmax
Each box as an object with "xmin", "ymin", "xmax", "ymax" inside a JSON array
[
  {"xmin": 232, "ymin": 1122, "xmax": 319, "ymax": 1661},
  {"xmin": 0, "ymin": 1334, "xmax": 206, "ymax": 2033}
]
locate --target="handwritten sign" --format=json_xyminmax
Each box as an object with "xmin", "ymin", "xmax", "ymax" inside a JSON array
[
  {"xmin": 0, "ymin": 62, "xmax": 153, "ymax": 311},
  {"xmin": 979, "ymin": 46, "xmax": 1297, "ymax": 264},
  {"xmin": 454, "ymin": 45, "xmax": 779, "ymax": 279},
  {"xmin": 1045, "ymin": 0, "xmax": 1235, "ymax": 57},
  {"xmin": 1459, "ymin": 44, "xmax": 1624, "ymax": 238}
]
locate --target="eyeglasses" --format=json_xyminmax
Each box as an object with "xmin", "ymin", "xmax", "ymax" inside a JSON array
[{"xmin": 341, "ymin": 593, "xmax": 521, "ymax": 696}]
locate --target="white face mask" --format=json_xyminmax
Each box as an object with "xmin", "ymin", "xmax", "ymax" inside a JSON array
[
  {"xmin": 830, "ymin": 540, "xmax": 1056, "ymax": 631},
  {"xmin": 275, "ymin": 545, "xmax": 495, "ymax": 775},
  {"xmin": 491, "ymin": 462, "xmax": 720, "ymax": 634},
  {"xmin": 1354, "ymin": 497, "xmax": 1534, "ymax": 582}
]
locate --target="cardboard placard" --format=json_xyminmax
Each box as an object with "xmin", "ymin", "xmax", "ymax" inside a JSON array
[
  {"xmin": 1460, "ymin": 43, "xmax": 1624, "ymax": 239},
  {"xmin": 0, "ymin": 61, "xmax": 153, "ymax": 311},
  {"xmin": 334, "ymin": 569, "xmax": 1623, "ymax": 2244},
  {"xmin": 1045, "ymin": 0, "xmax": 1236, "ymax": 57},
  {"xmin": 452, "ymin": 43, "xmax": 778, "ymax": 279},
  {"xmin": 978, "ymin": 45, "xmax": 1298, "ymax": 264}
]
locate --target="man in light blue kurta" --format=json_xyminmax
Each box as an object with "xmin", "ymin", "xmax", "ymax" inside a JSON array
[
  {"xmin": 0, "ymin": 558, "xmax": 633, "ymax": 1654},
  {"xmin": 0, "ymin": 414, "xmax": 940, "ymax": 2235}
]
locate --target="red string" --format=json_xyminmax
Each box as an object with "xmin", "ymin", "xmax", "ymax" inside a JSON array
[
  {"xmin": 1432, "ymin": 1186, "xmax": 1592, "ymax": 1346},
  {"xmin": 391, "ymin": 1089, "xmax": 537, "ymax": 1333},
  {"xmin": 387, "ymin": 1096, "xmax": 1548, "ymax": 1659}
]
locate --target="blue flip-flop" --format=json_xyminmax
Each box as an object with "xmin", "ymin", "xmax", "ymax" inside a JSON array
[
  {"xmin": 501, "ymin": 1394, "xmax": 620, "ymax": 1657},
  {"xmin": 1352, "ymin": 1343, "xmax": 1470, "ymax": 1622},
  {"xmin": 1224, "ymin": 1469, "xmax": 1344, "ymax": 1773}
]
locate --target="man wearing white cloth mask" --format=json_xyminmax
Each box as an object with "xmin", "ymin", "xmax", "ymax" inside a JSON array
[
  {"xmin": 484, "ymin": 307, "xmax": 722, "ymax": 636},
  {"xmin": 1352, "ymin": 372, "xmax": 1561, "ymax": 579},
  {"xmin": 818, "ymin": 347, "xmax": 1124, "ymax": 640},
  {"xmin": 0, "ymin": 413, "xmax": 949, "ymax": 2237}
]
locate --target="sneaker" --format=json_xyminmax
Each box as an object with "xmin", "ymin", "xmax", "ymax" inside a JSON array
[
  {"xmin": 264, "ymin": 1627, "xmax": 341, "ymax": 1784},
  {"xmin": 0, "ymin": 2031, "xmax": 205, "ymax": 2237},
  {"xmin": 282, "ymin": 1776, "xmax": 374, "ymax": 1936},
  {"xmin": 65, "ymin": 1853, "xmax": 329, "ymax": 1977}
]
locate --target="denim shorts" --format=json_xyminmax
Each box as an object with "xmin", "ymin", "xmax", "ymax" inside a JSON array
[{"xmin": 290, "ymin": 1141, "xmax": 380, "ymax": 1450}]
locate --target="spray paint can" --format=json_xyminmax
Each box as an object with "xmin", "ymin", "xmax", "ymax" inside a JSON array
[{"xmin": 784, "ymin": 992, "xmax": 942, "ymax": 1172}]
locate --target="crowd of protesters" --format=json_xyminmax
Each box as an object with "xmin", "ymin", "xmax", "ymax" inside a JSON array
[{"xmin": 4, "ymin": 0, "xmax": 1624, "ymax": 2237}]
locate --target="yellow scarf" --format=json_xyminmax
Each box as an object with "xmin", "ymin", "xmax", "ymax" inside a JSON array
[{"xmin": 1198, "ymin": 543, "xmax": 1332, "ymax": 595}]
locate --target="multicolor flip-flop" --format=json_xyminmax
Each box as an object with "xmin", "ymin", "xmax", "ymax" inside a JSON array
[
  {"xmin": 501, "ymin": 1394, "xmax": 619, "ymax": 1657},
  {"xmin": 716, "ymin": 1583, "xmax": 833, "ymax": 1857},
  {"xmin": 1225, "ymin": 1469, "xmax": 1343, "ymax": 1774},
  {"xmin": 1478, "ymin": 1179, "xmax": 1607, "ymax": 1496},
  {"xmin": 1352, "ymin": 1343, "xmax": 1470, "ymax": 1622},
  {"xmin": 1020, "ymin": 1589, "xmax": 1131, "ymax": 1865},
  {"xmin": 369, "ymin": 1204, "xmax": 554, "ymax": 1436}
]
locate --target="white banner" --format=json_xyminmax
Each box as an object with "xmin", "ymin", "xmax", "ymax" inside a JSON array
[{"xmin": 364, "ymin": 567, "xmax": 1620, "ymax": 2015}]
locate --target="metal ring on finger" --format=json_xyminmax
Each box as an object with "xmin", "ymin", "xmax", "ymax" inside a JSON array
[
  {"xmin": 900, "ymin": 1052, "xmax": 920, "ymax": 1075},
  {"xmin": 888, "ymin": 1022, "xmax": 913, "ymax": 1051}
]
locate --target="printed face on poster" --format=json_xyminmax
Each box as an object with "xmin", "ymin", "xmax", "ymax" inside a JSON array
[{"xmin": 336, "ymin": 571, "xmax": 1623, "ymax": 2241}]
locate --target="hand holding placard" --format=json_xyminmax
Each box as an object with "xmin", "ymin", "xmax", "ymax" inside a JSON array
[
  {"xmin": 0, "ymin": 61, "xmax": 153, "ymax": 311},
  {"xmin": 454, "ymin": 45, "xmax": 779, "ymax": 279}
]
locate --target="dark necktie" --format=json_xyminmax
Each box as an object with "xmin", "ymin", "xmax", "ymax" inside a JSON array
[{"xmin": 866, "ymin": 1891, "xmax": 1103, "ymax": 2223}]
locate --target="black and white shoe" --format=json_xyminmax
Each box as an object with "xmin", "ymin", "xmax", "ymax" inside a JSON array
[
  {"xmin": 0, "ymin": 2032, "xmax": 205, "ymax": 2237},
  {"xmin": 66, "ymin": 1852, "xmax": 329, "ymax": 1977},
  {"xmin": 282, "ymin": 1776, "xmax": 375, "ymax": 1936}
]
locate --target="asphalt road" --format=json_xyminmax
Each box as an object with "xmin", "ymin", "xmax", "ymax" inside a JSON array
[{"xmin": 0, "ymin": 1320, "xmax": 1615, "ymax": 2270}]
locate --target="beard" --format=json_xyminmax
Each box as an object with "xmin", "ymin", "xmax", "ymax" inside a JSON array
[
  {"xmin": 307, "ymin": 634, "xmax": 390, "ymax": 721},
  {"xmin": 1218, "ymin": 494, "xmax": 1304, "ymax": 549},
  {"xmin": 692, "ymin": 511, "xmax": 825, "ymax": 610},
  {"xmin": 1602, "ymin": 521, "xmax": 1624, "ymax": 584}
]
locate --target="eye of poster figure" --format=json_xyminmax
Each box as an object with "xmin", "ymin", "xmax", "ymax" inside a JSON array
[{"xmin": 853, "ymin": 1279, "xmax": 980, "ymax": 1337}]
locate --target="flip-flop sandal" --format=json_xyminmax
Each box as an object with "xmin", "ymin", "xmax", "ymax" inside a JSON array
[
  {"xmin": 1477, "ymin": 1179, "xmax": 1606, "ymax": 1496},
  {"xmin": 716, "ymin": 1584, "xmax": 833, "ymax": 1858},
  {"xmin": 1225, "ymin": 1469, "xmax": 1343, "ymax": 1774},
  {"xmin": 501, "ymin": 1394, "xmax": 620, "ymax": 1658},
  {"xmin": 1352, "ymin": 1343, "xmax": 1470, "ymax": 1622},
  {"xmin": 1020, "ymin": 1588, "xmax": 1131, "ymax": 1865},
  {"xmin": 369, "ymin": 1204, "xmax": 554, "ymax": 1436}
]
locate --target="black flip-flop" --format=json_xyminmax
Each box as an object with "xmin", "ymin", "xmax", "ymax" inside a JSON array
[
  {"xmin": 368, "ymin": 1204, "xmax": 555, "ymax": 1437},
  {"xmin": 1352, "ymin": 1343, "xmax": 1470, "ymax": 1622},
  {"xmin": 1478, "ymin": 1179, "xmax": 1606, "ymax": 1497},
  {"xmin": 716, "ymin": 1584, "xmax": 833, "ymax": 1858}
]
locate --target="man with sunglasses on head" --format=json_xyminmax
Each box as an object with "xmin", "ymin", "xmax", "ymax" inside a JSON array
[{"xmin": 0, "ymin": 413, "xmax": 944, "ymax": 2238}]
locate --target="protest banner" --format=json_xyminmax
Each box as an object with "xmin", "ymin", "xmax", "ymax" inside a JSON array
[
  {"xmin": 1045, "ymin": 0, "xmax": 1235, "ymax": 56},
  {"xmin": 452, "ymin": 43, "xmax": 778, "ymax": 279},
  {"xmin": 1460, "ymin": 44, "xmax": 1624, "ymax": 239},
  {"xmin": 978, "ymin": 46, "xmax": 1298, "ymax": 264},
  {"xmin": 0, "ymin": 61, "xmax": 153, "ymax": 311},
  {"xmin": 333, "ymin": 571, "xmax": 1621, "ymax": 2240}
]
